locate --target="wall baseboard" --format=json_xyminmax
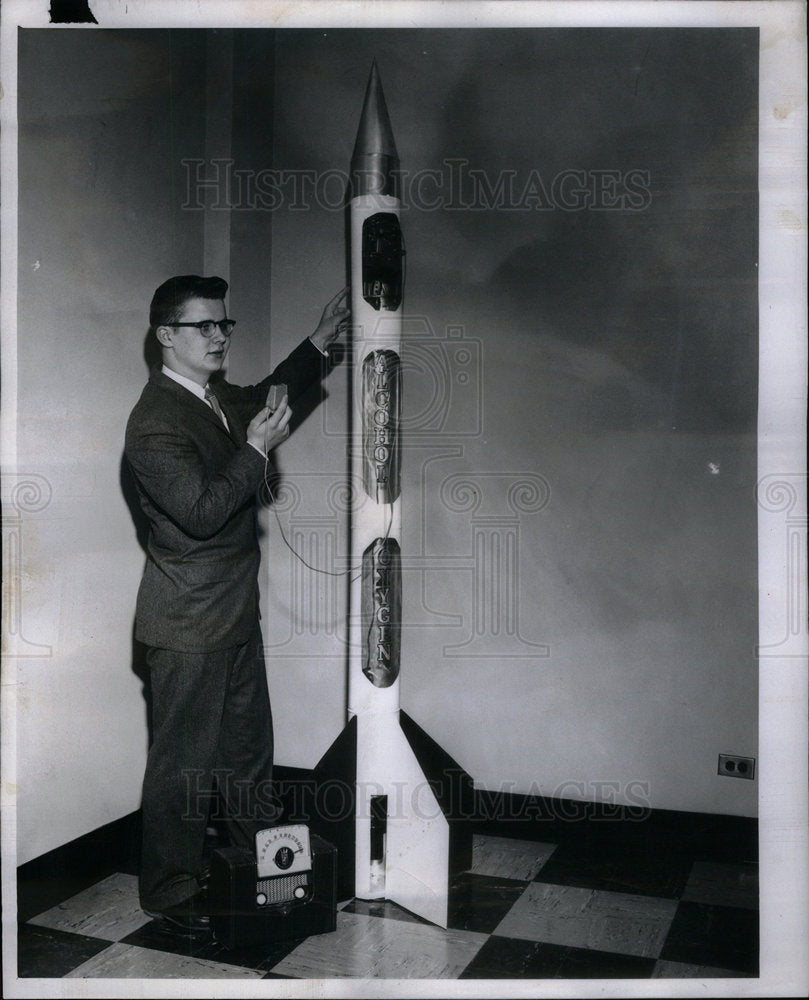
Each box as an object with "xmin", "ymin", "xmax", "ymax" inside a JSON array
[
  {"xmin": 16, "ymin": 810, "xmax": 142, "ymax": 923},
  {"xmin": 17, "ymin": 765, "xmax": 757, "ymax": 921}
]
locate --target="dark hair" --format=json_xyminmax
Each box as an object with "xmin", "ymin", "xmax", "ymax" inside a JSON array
[{"xmin": 149, "ymin": 275, "xmax": 229, "ymax": 330}]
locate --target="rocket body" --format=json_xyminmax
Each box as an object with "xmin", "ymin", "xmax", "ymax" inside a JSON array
[
  {"xmin": 315, "ymin": 62, "xmax": 470, "ymax": 930},
  {"xmin": 346, "ymin": 64, "xmax": 450, "ymax": 922},
  {"xmin": 348, "ymin": 62, "xmax": 404, "ymax": 734}
]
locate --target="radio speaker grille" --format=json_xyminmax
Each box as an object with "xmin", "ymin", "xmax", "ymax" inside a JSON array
[{"xmin": 256, "ymin": 872, "xmax": 309, "ymax": 905}]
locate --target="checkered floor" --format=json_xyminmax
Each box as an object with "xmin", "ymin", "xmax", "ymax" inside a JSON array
[{"xmin": 16, "ymin": 832, "xmax": 758, "ymax": 980}]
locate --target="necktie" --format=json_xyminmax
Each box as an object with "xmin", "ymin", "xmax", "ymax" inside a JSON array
[{"xmin": 204, "ymin": 385, "xmax": 228, "ymax": 430}]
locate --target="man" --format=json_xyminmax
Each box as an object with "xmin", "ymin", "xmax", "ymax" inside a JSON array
[{"xmin": 125, "ymin": 275, "xmax": 348, "ymax": 934}]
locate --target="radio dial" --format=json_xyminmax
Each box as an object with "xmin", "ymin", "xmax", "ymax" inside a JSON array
[{"xmin": 255, "ymin": 824, "xmax": 312, "ymax": 879}]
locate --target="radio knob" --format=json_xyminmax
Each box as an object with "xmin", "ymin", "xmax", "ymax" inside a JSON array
[
  {"xmin": 256, "ymin": 892, "xmax": 268, "ymax": 906},
  {"xmin": 294, "ymin": 886, "xmax": 306, "ymax": 899}
]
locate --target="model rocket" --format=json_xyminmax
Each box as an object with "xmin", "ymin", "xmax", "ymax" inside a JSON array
[{"xmin": 313, "ymin": 62, "xmax": 471, "ymax": 928}]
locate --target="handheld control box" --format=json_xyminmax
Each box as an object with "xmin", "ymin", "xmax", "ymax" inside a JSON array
[{"xmin": 266, "ymin": 383, "xmax": 287, "ymax": 411}]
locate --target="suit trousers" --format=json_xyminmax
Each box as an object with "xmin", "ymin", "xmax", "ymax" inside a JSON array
[{"xmin": 139, "ymin": 626, "xmax": 278, "ymax": 910}]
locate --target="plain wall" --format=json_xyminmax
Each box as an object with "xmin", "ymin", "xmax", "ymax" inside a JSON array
[
  {"xmin": 14, "ymin": 29, "xmax": 209, "ymax": 864},
  {"xmin": 11, "ymin": 25, "xmax": 759, "ymax": 865},
  {"xmin": 262, "ymin": 28, "xmax": 759, "ymax": 815}
]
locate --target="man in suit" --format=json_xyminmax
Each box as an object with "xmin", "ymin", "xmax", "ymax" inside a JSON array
[{"xmin": 125, "ymin": 275, "xmax": 348, "ymax": 934}]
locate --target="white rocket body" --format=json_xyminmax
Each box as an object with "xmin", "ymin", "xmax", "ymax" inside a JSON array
[{"xmin": 345, "ymin": 66, "xmax": 450, "ymax": 927}]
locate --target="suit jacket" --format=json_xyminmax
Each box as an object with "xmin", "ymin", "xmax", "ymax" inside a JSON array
[{"xmin": 125, "ymin": 337, "xmax": 327, "ymax": 652}]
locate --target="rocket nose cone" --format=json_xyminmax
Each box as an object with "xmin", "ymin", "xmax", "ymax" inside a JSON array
[{"xmin": 351, "ymin": 60, "xmax": 399, "ymax": 164}]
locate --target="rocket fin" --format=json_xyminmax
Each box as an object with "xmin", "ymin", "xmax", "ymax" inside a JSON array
[
  {"xmin": 311, "ymin": 715, "xmax": 357, "ymax": 901},
  {"xmin": 384, "ymin": 731, "xmax": 450, "ymax": 927},
  {"xmin": 314, "ymin": 711, "xmax": 473, "ymax": 925}
]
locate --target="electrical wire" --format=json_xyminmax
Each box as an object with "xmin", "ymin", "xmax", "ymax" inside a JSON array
[{"xmin": 261, "ymin": 426, "xmax": 395, "ymax": 583}]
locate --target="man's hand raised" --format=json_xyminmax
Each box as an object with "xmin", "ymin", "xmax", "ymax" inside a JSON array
[{"xmin": 309, "ymin": 287, "xmax": 350, "ymax": 354}]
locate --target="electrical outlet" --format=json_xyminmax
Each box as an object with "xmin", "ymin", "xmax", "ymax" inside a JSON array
[{"xmin": 718, "ymin": 754, "xmax": 756, "ymax": 780}]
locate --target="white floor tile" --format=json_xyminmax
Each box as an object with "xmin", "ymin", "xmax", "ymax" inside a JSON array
[
  {"xmin": 494, "ymin": 882, "xmax": 678, "ymax": 959},
  {"xmin": 28, "ymin": 873, "xmax": 151, "ymax": 942},
  {"xmin": 272, "ymin": 909, "xmax": 487, "ymax": 979},
  {"xmin": 65, "ymin": 942, "xmax": 266, "ymax": 979}
]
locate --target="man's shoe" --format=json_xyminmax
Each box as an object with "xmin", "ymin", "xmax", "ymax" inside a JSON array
[{"xmin": 144, "ymin": 893, "xmax": 211, "ymax": 936}]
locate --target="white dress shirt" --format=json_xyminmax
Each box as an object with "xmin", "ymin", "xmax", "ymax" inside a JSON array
[{"xmin": 161, "ymin": 365, "xmax": 231, "ymax": 433}]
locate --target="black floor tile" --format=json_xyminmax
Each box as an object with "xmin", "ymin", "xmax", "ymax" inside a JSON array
[
  {"xmin": 448, "ymin": 872, "xmax": 529, "ymax": 934},
  {"xmin": 208, "ymin": 934, "xmax": 305, "ymax": 974},
  {"xmin": 535, "ymin": 843, "xmax": 692, "ymax": 899},
  {"xmin": 17, "ymin": 923, "xmax": 112, "ymax": 978},
  {"xmin": 343, "ymin": 876, "xmax": 530, "ymax": 936},
  {"xmin": 460, "ymin": 935, "xmax": 656, "ymax": 979},
  {"xmin": 120, "ymin": 918, "xmax": 303, "ymax": 972},
  {"xmin": 556, "ymin": 943, "xmax": 658, "ymax": 979},
  {"xmin": 17, "ymin": 866, "xmax": 122, "ymax": 923},
  {"xmin": 341, "ymin": 897, "xmax": 431, "ymax": 925},
  {"xmin": 659, "ymin": 901, "xmax": 759, "ymax": 975},
  {"xmin": 119, "ymin": 919, "xmax": 215, "ymax": 960}
]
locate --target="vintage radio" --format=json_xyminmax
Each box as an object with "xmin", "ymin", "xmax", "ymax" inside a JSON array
[{"xmin": 209, "ymin": 825, "xmax": 337, "ymax": 947}]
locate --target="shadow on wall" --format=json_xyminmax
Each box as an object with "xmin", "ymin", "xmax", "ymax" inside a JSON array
[
  {"xmin": 119, "ymin": 330, "xmax": 158, "ymax": 552},
  {"xmin": 118, "ymin": 328, "xmax": 163, "ymax": 761}
]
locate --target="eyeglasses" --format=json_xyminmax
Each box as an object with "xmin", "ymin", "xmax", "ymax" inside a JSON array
[{"xmin": 166, "ymin": 319, "xmax": 236, "ymax": 338}]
